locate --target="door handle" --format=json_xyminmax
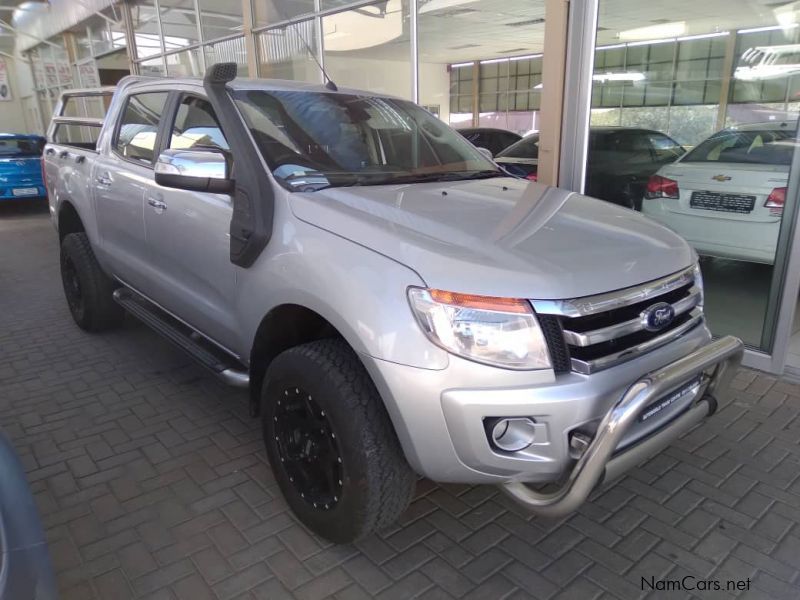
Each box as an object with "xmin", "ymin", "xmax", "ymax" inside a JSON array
[
  {"xmin": 45, "ymin": 148, "xmax": 55, "ymax": 156},
  {"xmin": 95, "ymin": 173, "xmax": 112, "ymax": 186},
  {"xmin": 59, "ymin": 150, "xmax": 70, "ymax": 159},
  {"xmin": 147, "ymin": 198, "xmax": 167, "ymax": 211}
]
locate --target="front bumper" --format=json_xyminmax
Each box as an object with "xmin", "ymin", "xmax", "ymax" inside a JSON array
[
  {"xmin": 363, "ymin": 320, "xmax": 724, "ymax": 485},
  {"xmin": 501, "ymin": 335, "xmax": 742, "ymax": 517}
]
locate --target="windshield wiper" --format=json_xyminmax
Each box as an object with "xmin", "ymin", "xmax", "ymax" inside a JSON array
[{"xmin": 380, "ymin": 170, "xmax": 506, "ymax": 185}]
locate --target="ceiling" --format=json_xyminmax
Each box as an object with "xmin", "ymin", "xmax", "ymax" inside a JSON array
[
  {"xmin": 321, "ymin": 0, "xmax": 800, "ymax": 64},
  {"xmin": 0, "ymin": 0, "xmax": 24, "ymax": 55},
  {"xmin": 1, "ymin": 0, "xmax": 799, "ymax": 65}
]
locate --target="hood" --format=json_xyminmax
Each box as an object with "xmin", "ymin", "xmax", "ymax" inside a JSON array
[{"xmin": 289, "ymin": 177, "xmax": 695, "ymax": 300}]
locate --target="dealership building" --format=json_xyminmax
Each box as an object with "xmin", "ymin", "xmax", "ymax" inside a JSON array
[{"xmin": 1, "ymin": 2, "xmax": 799, "ymax": 376}]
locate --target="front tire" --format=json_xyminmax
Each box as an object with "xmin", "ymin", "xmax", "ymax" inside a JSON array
[
  {"xmin": 60, "ymin": 232, "xmax": 124, "ymax": 332},
  {"xmin": 261, "ymin": 338, "xmax": 415, "ymax": 543}
]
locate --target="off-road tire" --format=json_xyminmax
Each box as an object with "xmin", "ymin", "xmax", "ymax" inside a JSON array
[
  {"xmin": 261, "ymin": 338, "xmax": 416, "ymax": 543},
  {"xmin": 60, "ymin": 232, "xmax": 124, "ymax": 332}
]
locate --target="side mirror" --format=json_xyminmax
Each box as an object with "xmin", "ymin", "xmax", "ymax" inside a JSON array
[
  {"xmin": 477, "ymin": 147, "xmax": 494, "ymax": 160},
  {"xmin": 154, "ymin": 148, "xmax": 233, "ymax": 194}
]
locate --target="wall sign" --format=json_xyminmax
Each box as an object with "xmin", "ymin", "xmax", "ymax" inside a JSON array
[{"xmin": 0, "ymin": 58, "xmax": 12, "ymax": 102}]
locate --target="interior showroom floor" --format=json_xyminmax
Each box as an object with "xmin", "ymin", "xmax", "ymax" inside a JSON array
[{"xmin": 3, "ymin": 202, "xmax": 800, "ymax": 600}]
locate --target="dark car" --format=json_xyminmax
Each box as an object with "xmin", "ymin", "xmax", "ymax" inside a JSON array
[
  {"xmin": 457, "ymin": 127, "xmax": 522, "ymax": 157},
  {"xmin": 496, "ymin": 127, "xmax": 685, "ymax": 209}
]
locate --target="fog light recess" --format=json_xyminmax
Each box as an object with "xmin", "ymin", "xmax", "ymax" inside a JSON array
[{"xmin": 489, "ymin": 417, "xmax": 537, "ymax": 452}]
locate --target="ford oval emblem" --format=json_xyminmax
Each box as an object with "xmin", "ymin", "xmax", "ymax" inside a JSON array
[{"xmin": 641, "ymin": 302, "xmax": 675, "ymax": 332}]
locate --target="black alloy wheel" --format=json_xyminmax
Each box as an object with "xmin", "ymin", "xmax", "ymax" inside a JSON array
[
  {"xmin": 272, "ymin": 386, "xmax": 343, "ymax": 510},
  {"xmin": 60, "ymin": 253, "xmax": 84, "ymax": 317}
]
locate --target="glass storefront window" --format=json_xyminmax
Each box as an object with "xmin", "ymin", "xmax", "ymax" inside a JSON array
[
  {"xmin": 198, "ymin": 0, "xmax": 243, "ymax": 42},
  {"xmin": 253, "ymin": 1, "xmax": 316, "ymax": 29},
  {"xmin": 166, "ymin": 48, "xmax": 204, "ymax": 77},
  {"xmin": 256, "ymin": 21, "xmax": 320, "ymax": 82},
  {"xmin": 587, "ymin": 2, "xmax": 800, "ymax": 355},
  {"xmin": 321, "ymin": 0, "xmax": 411, "ymax": 98},
  {"xmin": 160, "ymin": 0, "xmax": 201, "ymax": 48},
  {"xmin": 205, "ymin": 37, "xmax": 249, "ymax": 77},
  {"xmin": 419, "ymin": 0, "xmax": 546, "ymax": 137},
  {"xmin": 140, "ymin": 56, "xmax": 167, "ymax": 77}
]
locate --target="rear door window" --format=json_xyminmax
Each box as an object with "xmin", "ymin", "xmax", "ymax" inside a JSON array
[{"xmin": 114, "ymin": 92, "xmax": 169, "ymax": 165}]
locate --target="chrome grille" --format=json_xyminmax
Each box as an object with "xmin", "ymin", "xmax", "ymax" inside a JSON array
[{"xmin": 533, "ymin": 266, "xmax": 704, "ymax": 375}]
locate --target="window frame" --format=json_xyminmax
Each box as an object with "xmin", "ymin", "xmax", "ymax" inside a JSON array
[
  {"xmin": 111, "ymin": 90, "xmax": 172, "ymax": 168},
  {"xmin": 166, "ymin": 92, "xmax": 230, "ymax": 153}
]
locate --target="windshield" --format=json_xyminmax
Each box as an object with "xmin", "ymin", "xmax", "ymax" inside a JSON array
[
  {"xmin": 0, "ymin": 136, "xmax": 44, "ymax": 158},
  {"xmin": 233, "ymin": 89, "xmax": 501, "ymax": 190},
  {"xmin": 497, "ymin": 134, "xmax": 539, "ymax": 159},
  {"xmin": 682, "ymin": 128, "xmax": 798, "ymax": 165}
]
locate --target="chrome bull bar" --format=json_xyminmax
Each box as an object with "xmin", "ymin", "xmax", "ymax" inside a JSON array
[{"xmin": 500, "ymin": 335, "xmax": 744, "ymax": 518}]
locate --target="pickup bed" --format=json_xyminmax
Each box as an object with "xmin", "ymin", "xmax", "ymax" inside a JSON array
[{"xmin": 43, "ymin": 64, "xmax": 743, "ymax": 542}]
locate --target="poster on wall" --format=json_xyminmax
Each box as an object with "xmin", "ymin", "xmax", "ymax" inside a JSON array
[
  {"xmin": 0, "ymin": 58, "xmax": 12, "ymax": 102},
  {"xmin": 78, "ymin": 63, "xmax": 100, "ymax": 88}
]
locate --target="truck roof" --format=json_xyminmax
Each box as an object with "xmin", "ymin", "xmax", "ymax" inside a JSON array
[{"xmin": 119, "ymin": 75, "xmax": 400, "ymax": 99}]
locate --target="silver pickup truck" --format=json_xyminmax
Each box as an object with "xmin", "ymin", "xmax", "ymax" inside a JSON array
[{"xmin": 43, "ymin": 63, "xmax": 743, "ymax": 543}]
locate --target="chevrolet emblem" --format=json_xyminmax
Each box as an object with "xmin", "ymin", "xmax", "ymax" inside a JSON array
[{"xmin": 712, "ymin": 174, "xmax": 731, "ymax": 182}]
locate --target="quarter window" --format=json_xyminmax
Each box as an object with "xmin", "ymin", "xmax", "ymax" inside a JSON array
[
  {"xmin": 169, "ymin": 96, "xmax": 229, "ymax": 151},
  {"xmin": 114, "ymin": 92, "xmax": 169, "ymax": 164}
]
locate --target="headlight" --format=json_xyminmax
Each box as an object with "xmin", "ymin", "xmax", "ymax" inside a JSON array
[
  {"xmin": 693, "ymin": 263, "xmax": 704, "ymax": 308},
  {"xmin": 407, "ymin": 287, "xmax": 552, "ymax": 370}
]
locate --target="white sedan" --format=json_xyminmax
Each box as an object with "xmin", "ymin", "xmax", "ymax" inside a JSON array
[{"xmin": 642, "ymin": 121, "xmax": 795, "ymax": 265}]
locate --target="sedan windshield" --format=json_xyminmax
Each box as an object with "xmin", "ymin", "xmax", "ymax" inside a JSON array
[
  {"xmin": 233, "ymin": 89, "xmax": 502, "ymax": 190},
  {"xmin": 0, "ymin": 137, "xmax": 44, "ymax": 158},
  {"xmin": 682, "ymin": 128, "xmax": 797, "ymax": 165}
]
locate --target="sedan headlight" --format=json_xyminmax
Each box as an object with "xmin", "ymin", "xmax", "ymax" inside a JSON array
[{"xmin": 407, "ymin": 287, "xmax": 552, "ymax": 370}]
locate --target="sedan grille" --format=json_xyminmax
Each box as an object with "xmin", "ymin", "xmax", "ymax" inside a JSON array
[{"xmin": 533, "ymin": 266, "xmax": 703, "ymax": 374}]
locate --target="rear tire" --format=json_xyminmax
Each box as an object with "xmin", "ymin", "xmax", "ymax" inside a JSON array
[
  {"xmin": 60, "ymin": 232, "xmax": 124, "ymax": 332},
  {"xmin": 261, "ymin": 338, "xmax": 415, "ymax": 543}
]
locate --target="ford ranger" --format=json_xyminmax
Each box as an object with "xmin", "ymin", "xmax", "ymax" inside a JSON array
[{"xmin": 43, "ymin": 64, "xmax": 743, "ymax": 543}]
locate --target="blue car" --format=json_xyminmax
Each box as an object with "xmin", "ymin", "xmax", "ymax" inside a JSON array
[{"xmin": 0, "ymin": 133, "xmax": 46, "ymax": 201}]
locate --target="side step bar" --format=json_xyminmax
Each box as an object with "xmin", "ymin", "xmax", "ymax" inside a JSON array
[{"xmin": 113, "ymin": 288, "xmax": 249, "ymax": 388}]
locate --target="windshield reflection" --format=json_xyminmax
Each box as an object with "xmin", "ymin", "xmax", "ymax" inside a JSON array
[{"xmin": 233, "ymin": 90, "xmax": 503, "ymax": 191}]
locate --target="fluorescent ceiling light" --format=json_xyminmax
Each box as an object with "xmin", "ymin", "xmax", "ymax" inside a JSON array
[
  {"xmin": 479, "ymin": 53, "xmax": 543, "ymax": 65},
  {"xmin": 597, "ymin": 43, "xmax": 627, "ymax": 50},
  {"xmin": 676, "ymin": 32, "xmax": 729, "ymax": 41},
  {"xmin": 626, "ymin": 38, "xmax": 676, "ymax": 47},
  {"xmin": 737, "ymin": 23, "xmax": 798, "ymax": 34},
  {"xmin": 593, "ymin": 71, "xmax": 645, "ymax": 83},
  {"xmin": 419, "ymin": 0, "xmax": 480, "ymax": 14},
  {"xmin": 620, "ymin": 21, "xmax": 686, "ymax": 41},
  {"xmin": 451, "ymin": 61, "xmax": 472, "ymax": 68},
  {"xmin": 510, "ymin": 53, "xmax": 543, "ymax": 61}
]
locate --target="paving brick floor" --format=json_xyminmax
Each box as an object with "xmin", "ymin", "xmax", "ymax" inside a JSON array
[{"xmin": 3, "ymin": 201, "xmax": 800, "ymax": 599}]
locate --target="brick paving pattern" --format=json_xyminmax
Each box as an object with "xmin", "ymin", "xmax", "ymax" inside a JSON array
[{"xmin": 2, "ymin": 202, "xmax": 800, "ymax": 599}]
